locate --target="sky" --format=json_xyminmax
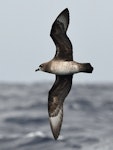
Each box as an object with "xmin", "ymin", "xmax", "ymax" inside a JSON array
[{"xmin": 0, "ymin": 0, "xmax": 113, "ymax": 83}]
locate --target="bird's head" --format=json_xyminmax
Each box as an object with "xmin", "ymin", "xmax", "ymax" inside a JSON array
[{"xmin": 35, "ymin": 63, "xmax": 47, "ymax": 72}]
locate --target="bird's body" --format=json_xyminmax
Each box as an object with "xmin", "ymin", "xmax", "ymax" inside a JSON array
[
  {"xmin": 50, "ymin": 60, "xmax": 79, "ymax": 75},
  {"xmin": 38, "ymin": 60, "xmax": 93, "ymax": 75},
  {"xmin": 35, "ymin": 8, "xmax": 93, "ymax": 140},
  {"xmin": 39, "ymin": 60, "xmax": 79, "ymax": 75}
]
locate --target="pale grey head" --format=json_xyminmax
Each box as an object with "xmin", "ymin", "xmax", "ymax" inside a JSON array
[
  {"xmin": 35, "ymin": 62, "xmax": 52, "ymax": 73},
  {"xmin": 35, "ymin": 63, "xmax": 46, "ymax": 72}
]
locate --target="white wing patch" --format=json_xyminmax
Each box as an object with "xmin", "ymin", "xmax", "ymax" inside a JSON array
[{"xmin": 49, "ymin": 107, "xmax": 63, "ymax": 140}]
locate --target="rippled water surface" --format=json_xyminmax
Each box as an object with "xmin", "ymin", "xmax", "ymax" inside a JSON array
[{"xmin": 0, "ymin": 83, "xmax": 113, "ymax": 150}]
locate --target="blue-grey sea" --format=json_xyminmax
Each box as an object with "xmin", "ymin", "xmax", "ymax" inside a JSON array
[{"xmin": 0, "ymin": 82, "xmax": 113, "ymax": 150}]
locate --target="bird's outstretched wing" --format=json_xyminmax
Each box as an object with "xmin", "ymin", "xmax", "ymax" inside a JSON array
[
  {"xmin": 50, "ymin": 8, "xmax": 73, "ymax": 61},
  {"xmin": 48, "ymin": 75, "xmax": 73, "ymax": 140}
]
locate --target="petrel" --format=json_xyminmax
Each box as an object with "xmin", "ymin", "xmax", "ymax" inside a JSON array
[{"xmin": 35, "ymin": 8, "xmax": 93, "ymax": 140}]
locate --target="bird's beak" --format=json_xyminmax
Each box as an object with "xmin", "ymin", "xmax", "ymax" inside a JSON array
[{"xmin": 35, "ymin": 68, "xmax": 39, "ymax": 72}]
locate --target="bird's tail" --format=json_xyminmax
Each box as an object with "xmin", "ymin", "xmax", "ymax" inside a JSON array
[{"xmin": 79, "ymin": 63, "xmax": 93, "ymax": 73}]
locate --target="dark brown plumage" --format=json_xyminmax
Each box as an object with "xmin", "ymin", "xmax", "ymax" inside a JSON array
[
  {"xmin": 50, "ymin": 9, "xmax": 73, "ymax": 61},
  {"xmin": 35, "ymin": 8, "xmax": 93, "ymax": 140},
  {"xmin": 48, "ymin": 75, "xmax": 73, "ymax": 139},
  {"xmin": 48, "ymin": 9, "xmax": 74, "ymax": 139}
]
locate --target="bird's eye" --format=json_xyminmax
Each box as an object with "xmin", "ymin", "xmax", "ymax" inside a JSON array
[{"xmin": 39, "ymin": 65, "xmax": 43, "ymax": 68}]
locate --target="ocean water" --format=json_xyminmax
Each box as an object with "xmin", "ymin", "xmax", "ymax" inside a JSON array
[{"xmin": 0, "ymin": 82, "xmax": 113, "ymax": 150}]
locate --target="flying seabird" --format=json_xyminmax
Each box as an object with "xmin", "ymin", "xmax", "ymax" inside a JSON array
[{"xmin": 35, "ymin": 8, "xmax": 93, "ymax": 140}]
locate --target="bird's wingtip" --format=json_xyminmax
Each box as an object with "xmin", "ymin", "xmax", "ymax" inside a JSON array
[
  {"xmin": 49, "ymin": 107, "xmax": 63, "ymax": 140},
  {"xmin": 64, "ymin": 8, "xmax": 69, "ymax": 13}
]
